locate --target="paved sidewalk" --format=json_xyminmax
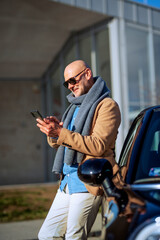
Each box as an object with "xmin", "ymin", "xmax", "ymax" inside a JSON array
[{"xmin": 0, "ymin": 213, "xmax": 103, "ymax": 240}]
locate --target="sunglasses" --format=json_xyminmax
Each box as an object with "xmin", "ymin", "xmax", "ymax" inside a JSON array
[{"xmin": 63, "ymin": 68, "xmax": 86, "ymax": 88}]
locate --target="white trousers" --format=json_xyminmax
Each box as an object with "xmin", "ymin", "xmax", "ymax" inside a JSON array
[{"xmin": 38, "ymin": 185, "xmax": 102, "ymax": 240}]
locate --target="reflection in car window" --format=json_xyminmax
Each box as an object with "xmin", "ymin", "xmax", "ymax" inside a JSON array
[
  {"xmin": 119, "ymin": 116, "xmax": 143, "ymax": 167},
  {"xmin": 135, "ymin": 110, "xmax": 160, "ymax": 181}
]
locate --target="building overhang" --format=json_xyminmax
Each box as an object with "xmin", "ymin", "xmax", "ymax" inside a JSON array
[
  {"xmin": 0, "ymin": 0, "xmax": 109, "ymax": 79},
  {"xmin": 1, "ymin": 0, "xmax": 159, "ymax": 79}
]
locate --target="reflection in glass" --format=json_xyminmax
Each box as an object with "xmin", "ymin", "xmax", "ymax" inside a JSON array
[
  {"xmin": 64, "ymin": 41, "xmax": 76, "ymax": 108},
  {"xmin": 79, "ymin": 36, "xmax": 91, "ymax": 67},
  {"xmin": 135, "ymin": 110, "xmax": 160, "ymax": 181},
  {"xmin": 96, "ymin": 28, "xmax": 111, "ymax": 91},
  {"xmin": 51, "ymin": 65, "xmax": 62, "ymax": 118},
  {"xmin": 64, "ymin": 40, "xmax": 76, "ymax": 67},
  {"xmin": 153, "ymin": 34, "xmax": 160, "ymax": 103},
  {"xmin": 126, "ymin": 26, "xmax": 150, "ymax": 120}
]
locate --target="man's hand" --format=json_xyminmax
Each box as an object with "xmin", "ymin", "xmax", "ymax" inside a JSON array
[{"xmin": 36, "ymin": 116, "xmax": 63, "ymax": 138}]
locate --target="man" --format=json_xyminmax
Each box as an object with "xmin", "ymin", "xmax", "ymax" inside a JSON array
[{"xmin": 37, "ymin": 60, "xmax": 121, "ymax": 240}]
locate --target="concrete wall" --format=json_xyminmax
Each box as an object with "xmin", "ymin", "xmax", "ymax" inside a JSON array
[{"xmin": 0, "ymin": 80, "xmax": 45, "ymax": 185}]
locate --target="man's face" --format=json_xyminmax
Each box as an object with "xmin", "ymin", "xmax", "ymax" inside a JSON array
[{"xmin": 64, "ymin": 68, "xmax": 91, "ymax": 97}]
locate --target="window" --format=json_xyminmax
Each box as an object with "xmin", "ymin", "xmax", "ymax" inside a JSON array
[
  {"xmin": 64, "ymin": 39, "xmax": 76, "ymax": 67},
  {"xmin": 51, "ymin": 65, "xmax": 62, "ymax": 118},
  {"xmin": 119, "ymin": 115, "xmax": 143, "ymax": 167},
  {"xmin": 153, "ymin": 34, "xmax": 160, "ymax": 103},
  {"xmin": 135, "ymin": 109, "xmax": 160, "ymax": 181},
  {"xmin": 126, "ymin": 26, "xmax": 151, "ymax": 121},
  {"xmin": 96, "ymin": 28, "xmax": 111, "ymax": 90},
  {"xmin": 79, "ymin": 35, "xmax": 91, "ymax": 67}
]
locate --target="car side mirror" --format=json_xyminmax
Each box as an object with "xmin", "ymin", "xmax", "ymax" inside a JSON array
[
  {"xmin": 78, "ymin": 158, "xmax": 113, "ymax": 186},
  {"xmin": 78, "ymin": 158, "xmax": 128, "ymax": 213}
]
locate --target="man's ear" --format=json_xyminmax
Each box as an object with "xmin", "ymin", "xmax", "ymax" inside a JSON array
[{"xmin": 85, "ymin": 68, "xmax": 92, "ymax": 80}]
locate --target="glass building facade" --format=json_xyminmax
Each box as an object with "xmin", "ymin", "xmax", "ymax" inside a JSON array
[{"xmin": 126, "ymin": 24, "xmax": 160, "ymax": 120}]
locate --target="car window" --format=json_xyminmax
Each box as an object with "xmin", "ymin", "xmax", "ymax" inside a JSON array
[
  {"xmin": 119, "ymin": 116, "xmax": 143, "ymax": 167},
  {"xmin": 135, "ymin": 110, "xmax": 160, "ymax": 181}
]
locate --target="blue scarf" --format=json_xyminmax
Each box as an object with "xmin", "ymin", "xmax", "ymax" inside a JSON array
[{"xmin": 52, "ymin": 76, "xmax": 110, "ymax": 173}]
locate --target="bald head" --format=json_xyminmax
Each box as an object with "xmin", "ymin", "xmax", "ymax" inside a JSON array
[{"xmin": 64, "ymin": 60, "xmax": 91, "ymax": 80}]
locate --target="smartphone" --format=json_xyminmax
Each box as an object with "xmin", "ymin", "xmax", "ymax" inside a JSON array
[{"xmin": 30, "ymin": 110, "xmax": 44, "ymax": 121}]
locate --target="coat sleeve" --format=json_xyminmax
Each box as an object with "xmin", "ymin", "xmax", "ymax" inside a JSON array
[
  {"xmin": 56, "ymin": 98, "xmax": 121, "ymax": 157},
  {"xmin": 47, "ymin": 137, "xmax": 60, "ymax": 149}
]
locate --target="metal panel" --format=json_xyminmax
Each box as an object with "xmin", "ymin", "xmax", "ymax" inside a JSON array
[
  {"xmin": 107, "ymin": 0, "xmax": 119, "ymax": 17},
  {"xmin": 59, "ymin": 0, "xmax": 72, "ymax": 4},
  {"xmin": 152, "ymin": 10, "xmax": 160, "ymax": 29},
  {"xmin": 124, "ymin": 2, "xmax": 134, "ymax": 21},
  {"xmin": 92, "ymin": 0, "xmax": 103, "ymax": 13},
  {"xmin": 137, "ymin": 5, "xmax": 149, "ymax": 25},
  {"xmin": 76, "ymin": 0, "xmax": 88, "ymax": 8}
]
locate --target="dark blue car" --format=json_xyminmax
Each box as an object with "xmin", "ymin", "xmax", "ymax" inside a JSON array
[{"xmin": 78, "ymin": 105, "xmax": 160, "ymax": 240}]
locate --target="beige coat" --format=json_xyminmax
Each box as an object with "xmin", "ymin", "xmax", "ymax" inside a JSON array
[{"xmin": 47, "ymin": 97, "xmax": 121, "ymax": 195}]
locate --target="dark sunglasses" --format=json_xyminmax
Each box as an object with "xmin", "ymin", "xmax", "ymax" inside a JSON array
[{"xmin": 63, "ymin": 68, "xmax": 86, "ymax": 88}]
